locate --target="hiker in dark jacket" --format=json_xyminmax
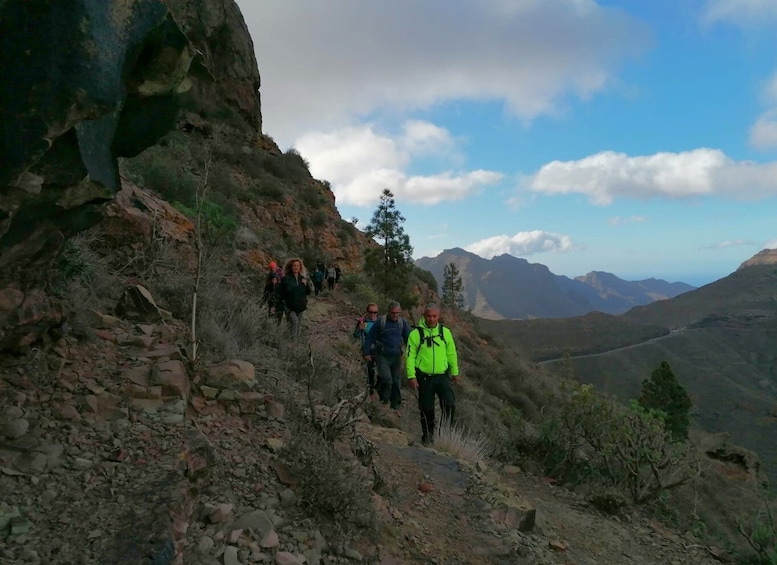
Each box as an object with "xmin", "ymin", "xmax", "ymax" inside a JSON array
[
  {"xmin": 262, "ymin": 273, "xmax": 284, "ymax": 324},
  {"xmin": 363, "ymin": 301, "xmax": 411, "ymax": 410},
  {"xmin": 354, "ymin": 302, "xmax": 380, "ymax": 398},
  {"xmin": 277, "ymin": 257, "xmax": 311, "ymax": 337},
  {"xmin": 311, "ymin": 267, "xmax": 325, "ymax": 296}
]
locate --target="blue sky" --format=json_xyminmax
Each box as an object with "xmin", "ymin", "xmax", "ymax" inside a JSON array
[{"xmin": 237, "ymin": 0, "xmax": 777, "ymax": 286}]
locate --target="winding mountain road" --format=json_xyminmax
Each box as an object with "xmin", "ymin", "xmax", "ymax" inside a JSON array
[{"xmin": 537, "ymin": 328, "xmax": 685, "ymax": 367}]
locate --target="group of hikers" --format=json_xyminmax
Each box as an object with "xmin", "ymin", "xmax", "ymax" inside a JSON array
[
  {"xmin": 260, "ymin": 258, "xmax": 342, "ymax": 337},
  {"xmin": 260, "ymin": 257, "xmax": 461, "ymax": 446},
  {"xmin": 354, "ymin": 300, "xmax": 460, "ymax": 446}
]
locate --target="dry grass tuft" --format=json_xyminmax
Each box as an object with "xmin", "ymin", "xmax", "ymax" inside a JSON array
[{"xmin": 434, "ymin": 417, "xmax": 491, "ymax": 464}]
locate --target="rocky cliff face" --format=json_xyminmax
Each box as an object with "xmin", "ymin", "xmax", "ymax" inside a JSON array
[
  {"xmin": 0, "ymin": 0, "xmax": 371, "ymax": 352},
  {"xmin": 165, "ymin": 0, "xmax": 262, "ymax": 130},
  {"xmin": 0, "ymin": 0, "xmax": 203, "ymax": 351}
]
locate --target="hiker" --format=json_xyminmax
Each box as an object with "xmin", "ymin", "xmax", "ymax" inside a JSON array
[
  {"xmin": 269, "ymin": 260, "xmax": 283, "ymax": 281},
  {"xmin": 326, "ymin": 264, "xmax": 337, "ymax": 291},
  {"xmin": 311, "ymin": 266, "xmax": 325, "ymax": 296},
  {"xmin": 262, "ymin": 273, "xmax": 284, "ymax": 324},
  {"xmin": 406, "ymin": 303, "xmax": 460, "ymax": 445},
  {"xmin": 354, "ymin": 302, "xmax": 380, "ymax": 398},
  {"xmin": 363, "ymin": 301, "xmax": 411, "ymax": 410},
  {"xmin": 277, "ymin": 257, "xmax": 311, "ymax": 337},
  {"xmin": 334, "ymin": 264, "xmax": 342, "ymax": 286}
]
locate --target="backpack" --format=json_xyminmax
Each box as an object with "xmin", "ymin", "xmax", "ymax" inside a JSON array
[
  {"xmin": 412, "ymin": 322, "xmax": 447, "ymax": 356},
  {"xmin": 375, "ymin": 315, "xmax": 411, "ymax": 352}
]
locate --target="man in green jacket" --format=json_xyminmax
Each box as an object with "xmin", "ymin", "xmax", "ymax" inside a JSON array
[{"xmin": 406, "ymin": 303, "xmax": 460, "ymax": 445}]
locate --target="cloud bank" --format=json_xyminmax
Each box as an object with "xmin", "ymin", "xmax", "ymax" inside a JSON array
[
  {"xmin": 466, "ymin": 230, "xmax": 581, "ymax": 259},
  {"xmin": 524, "ymin": 149, "xmax": 777, "ymax": 204},
  {"xmin": 240, "ymin": 0, "xmax": 649, "ymax": 145},
  {"xmin": 699, "ymin": 239, "xmax": 753, "ymax": 250},
  {"xmin": 703, "ymin": 0, "xmax": 777, "ymax": 25},
  {"xmin": 750, "ymin": 74, "xmax": 777, "ymax": 149}
]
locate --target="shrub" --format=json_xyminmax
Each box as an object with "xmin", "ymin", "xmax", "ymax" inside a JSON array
[
  {"xmin": 172, "ymin": 199, "xmax": 237, "ymax": 243},
  {"xmin": 413, "ymin": 266, "xmax": 438, "ymax": 294},
  {"xmin": 310, "ymin": 209, "xmax": 328, "ymax": 227},
  {"xmin": 738, "ymin": 501, "xmax": 777, "ymax": 564},
  {"xmin": 252, "ymin": 177, "xmax": 286, "ymax": 201},
  {"xmin": 50, "ymin": 232, "xmax": 124, "ymax": 325},
  {"xmin": 122, "ymin": 144, "xmax": 200, "ymax": 208},
  {"xmin": 536, "ymin": 384, "xmax": 698, "ymax": 503},
  {"xmin": 262, "ymin": 151, "xmax": 310, "ymax": 183},
  {"xmin": 281, "ymin": 431, "xmax": 375, "ymax": 534}
]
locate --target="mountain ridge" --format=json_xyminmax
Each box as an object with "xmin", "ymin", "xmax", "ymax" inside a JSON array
[{"xmin": 415, "ymin": 248, "xmax": 695, "ymax": 319}]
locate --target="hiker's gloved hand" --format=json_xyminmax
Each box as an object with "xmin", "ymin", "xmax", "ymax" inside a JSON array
[
  {"xmin": 408, "ymin": 378, "xmax": 418, "ymax": 390},
  {"xmin": 452, "ymin": 376, "xmax": 460, "ymax": 385}
]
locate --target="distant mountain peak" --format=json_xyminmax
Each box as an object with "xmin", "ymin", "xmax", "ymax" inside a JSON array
[
  {"xmin": 415, "ymin": 250, "xmax": 694, "ymax": 320},
  {"xmin": 738, "ymin": 249, "xmax": 777, "ymax": 270}
]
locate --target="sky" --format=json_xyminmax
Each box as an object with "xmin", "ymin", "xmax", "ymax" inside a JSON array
[{"xmin": 236, "ymin": 0, "xmax": 777, "ymax": 287}]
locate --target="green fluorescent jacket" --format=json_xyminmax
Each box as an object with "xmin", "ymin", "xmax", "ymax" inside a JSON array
[{"xmin": 406, "ymin": 320, "xmax": 459, "ymax": 379}]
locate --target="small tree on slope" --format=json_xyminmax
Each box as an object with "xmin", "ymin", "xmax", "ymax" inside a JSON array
[
  {"xmin": 638, "ymin": 360, "xmax": 692, "ymax": 441},
  {"xmin": 441, "ymin": 262, "xmax": 464, "ymax": 309},
  {"xmin": 364, "ymin": 189, "xmax": 413, "ymax": 299}
]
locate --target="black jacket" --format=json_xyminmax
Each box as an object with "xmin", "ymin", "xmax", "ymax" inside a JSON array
[{"xmin": 277, "ymin": 274, "xmax": 311, "ymax": 313}]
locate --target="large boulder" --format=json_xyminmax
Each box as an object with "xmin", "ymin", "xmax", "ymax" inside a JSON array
[{"xmin": 0, "ymin": 0, "xmax": 198, "ymax": 350}]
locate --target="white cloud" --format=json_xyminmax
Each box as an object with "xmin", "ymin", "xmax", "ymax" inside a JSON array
[
  {"xmin": 750, "ymin": 112, "xmax": 777, "ymax": 149},
  {"xmin": 523, "ymin": 148, "xmax": 777, "ymax": 204},
  {"xmin": 699, "ymin": 239, "xmax": 753, "ymax": 250},
  {"xmin": 466, "ymin": 230, "xmax": 582, "ymax": 258},
  {"xmin": 702, "ymin": 0, "xmax": 777, "ymax": 25},
  {"xmin": 608, "ymin": 215, "xmax": 646, "ymax": 226},
  {"xmin": 239, "ymin": 1, "xmax": 649, "ymax": 145},
  {"xmin": 295, "ymin": 123, "xmax": 503, "ymax": 206},
  {"xmin": 764, "ymin": 238, "xmax": 777, "ymax": 250},
  {"xmin": 750, "ymin": 75, "xmax": 777, "ymax": 150}
]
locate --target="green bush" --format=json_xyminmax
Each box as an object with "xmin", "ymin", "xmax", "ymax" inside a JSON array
[
  {"xmin": 173, "ymin": 199, "xmax": 237, "ymax": 243},
  {"xmin": 535, "ymin": 384, "xmax": 698, "ymax": 503}
]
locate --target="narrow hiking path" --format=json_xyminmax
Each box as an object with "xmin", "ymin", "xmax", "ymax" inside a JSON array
[{"xmin": 301, "ymin": 292, "xmax": 722, "ymax": 564}]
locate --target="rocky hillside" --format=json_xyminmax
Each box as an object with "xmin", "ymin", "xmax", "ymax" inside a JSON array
[
  {"xmin": 0, "ymin": 2, "xmax": 774, "ymax": 564},
  {"xmin": 415, "ymin": 248, "xmax": 693, "ymax": 320},
  {"xmin": 738, "ymin": 247, "xmax": 777, "ymax": 269}
]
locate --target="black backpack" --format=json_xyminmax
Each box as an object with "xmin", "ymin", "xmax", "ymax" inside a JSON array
[{"xmin": 412, "ymin": 322, "xmax": 447, "ymax": 355}]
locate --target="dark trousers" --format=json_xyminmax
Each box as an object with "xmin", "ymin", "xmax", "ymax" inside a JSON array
[
  {"xmin": 377, "ymin": 354, "xmax": 403, "ymax": 409},
  {"xmin": 364, "ymin": 358, "xmax": 377, "ymax": 394},
  {"xmin": 416, "ymin": 372, "xmax": 456, "ymax": 443},
  {"xmin": 327, "ymin": 277, "xmax": 335, "ymax": 290},
  {"xmin": 313, "ymin": 281, "xmax": 323, "ymax": 296}
]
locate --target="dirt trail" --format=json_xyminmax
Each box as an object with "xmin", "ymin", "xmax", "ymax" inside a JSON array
[{"xmin": 302, "ymin": 292, "xmax": 720, "ymax": 565}]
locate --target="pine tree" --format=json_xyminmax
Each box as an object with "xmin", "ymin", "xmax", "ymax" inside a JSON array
[
  {"xmin": 364, "ymin": 189, "xmax": 413, "ymax": 299},
  {"xmin": 638, "ymin": 360, "xmax": 692, "ymax": 441},
  {"xmin": 441, "ymin": 262, "xmax": 465, "ymax": 309}
]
